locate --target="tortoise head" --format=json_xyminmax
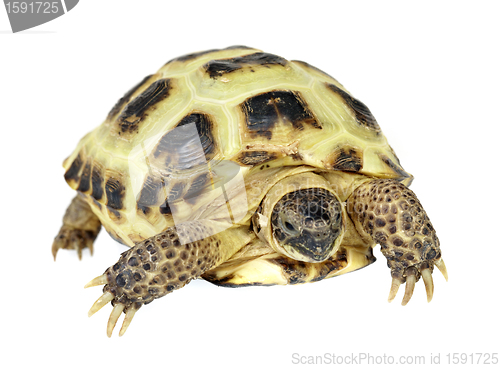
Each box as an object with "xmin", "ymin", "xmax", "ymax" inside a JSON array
[{"xmin": 253, "ymin": 172, "xmax": 345, "ymax": 263}]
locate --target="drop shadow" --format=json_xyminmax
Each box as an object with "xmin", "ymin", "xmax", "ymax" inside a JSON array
[{"xmin": 0, "ymin": 30, "xmax": 57, "ymax": 34}]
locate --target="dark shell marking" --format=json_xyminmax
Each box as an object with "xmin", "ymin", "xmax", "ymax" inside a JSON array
[
  {"xmin": 64, "ymin": 153, "xmax": 83, "ymax": 184},
  {"xmin": 153, "ymin": 112, "xmax": 216, "ymax": 171},
  {"xmin": 107, "ymin": 75, "xmax": 153, "ymax": 119},
  {"xmin": 329, "ymin": 145, "xmax": 363, "ymax": 172},
  {"xmin": 159, "ymin": 200, "xmax": 172, "ymax": 215},
  {"xmin": 65, "ymin": 154, "xmax": 110, "ymax": 207},
  {"xmin": 137, "ymin": 112, "xmax": 217, "ymax": 216},
  {"xmin": 91, "ymin": 165, "xmax": 104, "ymax": 201},
  {"xmin": 380, "ymin": 154, "xmax": 413, "ymax": 184},
  {"xmin": 326, "ymin": 83, "xmax": 381, "ymax": 133},
  {"xmin": 235, "ymin": 150, "xmax": 278, "ymax": 165},
  {"xmin": 118, "ymin": 78, "xmax": 172, "ymax": 133},
  {"xmin": 105, "ymin": 177, "xmax": 125, "ymax": 210},
  {"xmin": 203, "ymin": 276, "xmax": 268, "ymax": 288},
  {"xmin": 204, "ymin": 52, "xmax": 288, "ymax": 79},
  {"xmin": 77, "ymin": 162, "xmax": 92, "ymax": 192},
  {"xmin": 137, "ymin": 171, "xmax": 212, "ymax": 217},
  {"xmin": 241, "ymin": 90, "xmax": 321, "ymax": 139}
]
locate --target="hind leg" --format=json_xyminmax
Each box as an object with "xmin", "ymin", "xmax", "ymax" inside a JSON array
[{"xmin": 52, "ymin": 194, "xmax": 101, "ymax": 260}]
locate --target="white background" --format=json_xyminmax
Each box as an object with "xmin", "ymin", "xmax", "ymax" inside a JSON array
[{"xmin": 1, "ymin": 1, "xmax": 499, "ymax": 367}]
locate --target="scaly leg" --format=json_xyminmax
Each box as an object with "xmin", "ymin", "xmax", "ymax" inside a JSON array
[
  {"xmin": 347, "ymin": 179, "xmax": 448, "ymax": 305},
  {"xmin": 85, "ymin": 222, "xmax": 252, "ymax": 337},
  {"xmin": 52, "ymin": 195, "xmax": 101, "ymax": 260}
]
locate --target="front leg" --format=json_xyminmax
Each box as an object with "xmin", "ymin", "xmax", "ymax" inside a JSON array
[
  {"xmin": 347, "ymin": 179, "xmax": 448, "ymax": 305},
  {"xmin": 85, "ymin": 221, "xmax": 252, "ymax": 337}
]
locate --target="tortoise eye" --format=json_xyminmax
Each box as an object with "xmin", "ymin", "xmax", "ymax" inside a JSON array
[{"xmin": 280, "ymin": 217, "xmax": 299, "ymax": 235}]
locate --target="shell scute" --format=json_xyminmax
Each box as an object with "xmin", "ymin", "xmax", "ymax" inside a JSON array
[
  {"xmin": 240, "ymin": 89, "xmax": 321, "ymax": 141},
  {"xmin": 325, "ymin": 82, "xmax": 381, "ymax": 133},
  {"xmin": 118, "ymin": 78, "xmax": 172, "ymax": 134},
  {"xmin": 107, "ymin": 74, "xmax": 154, "ymax": 120}
]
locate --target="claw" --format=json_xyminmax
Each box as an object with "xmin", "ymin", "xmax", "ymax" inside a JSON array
[
  {"xmin": 401, "ymin": 274, "xmax": 416, "ymax": 306},
  {"xmin": 421, "ymin": 268, "xmax": 434, "ymax": 302},
  {"xmin": 119, "ymin": 306, "xmax": 137, "ymax": 337},
  {"xmin": 52, "ymin": 243, "xmax": 59, "ymax": 261},
  {"xmin": 434, "ymin": 258, "xmax": 448, "ymax": 281},
  {"xmin": 107, "ymin": 304, "xmax": 125, "ymax": 337},
  {"xmin": 88, "ymin": 291, "xmax": 114, "ymax": 317},
  {"xmin": 84, "ymin": 274, "xmax": 108, "ymax": 289},
  {"xmin": 388, "ymin": 278, "xmax": 401, "ymax": 303}
]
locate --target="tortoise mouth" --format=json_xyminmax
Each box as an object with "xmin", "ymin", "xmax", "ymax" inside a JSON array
[
  {"xmin": 270, "ymin": 187, "xmax": 343, "ymax": 263},
  {"xmin": 282, "ymin": 236, "xmax": 336, "ymax": 263}
]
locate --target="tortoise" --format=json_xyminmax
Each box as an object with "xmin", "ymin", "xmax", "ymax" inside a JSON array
[{"xmin": 53, "ymin": 46, "xmax": 448, "ymax": 337}]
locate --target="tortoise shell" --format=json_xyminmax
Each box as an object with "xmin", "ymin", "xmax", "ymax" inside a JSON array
[{"xmin": 62, "ymin": 46, "xmax": 411, "ymax": 247}]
